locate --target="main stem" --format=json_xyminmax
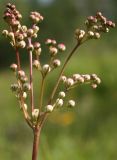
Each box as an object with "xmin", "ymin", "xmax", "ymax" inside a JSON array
[
  {"xmin": 32, "ymin": 127, "xmax": 41, "ymax": 160},
  {"xmin": 48, "ymin": 42, "xmax": 80, "ymax": 104}
]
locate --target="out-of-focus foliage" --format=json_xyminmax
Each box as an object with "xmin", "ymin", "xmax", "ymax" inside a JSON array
[{"xmin": 0, "ymin": 0, "xmax": 117, "ymax": 160}]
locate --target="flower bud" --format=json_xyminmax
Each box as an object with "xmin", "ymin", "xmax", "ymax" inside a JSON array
[
  {"xmin": 59, "ymin": 91, "xmax": 66, "ymax": 98},
  {"xmin": 42, "ymin": 64, "xmax": 51, "ymax": 74},
  {"xmin": 68, "ymin": 100, "xmax": 75, "ymax": 107},
  {"xmin": 91, "ymin": 83, "xmax": 97, "ymax": 89},
  {"xmin": 88, "ymin": 31, "xmax": 94, "ymax": 37},
  {"xmin": 34, "ymin": 48, "xmax": 42, "ymax": 56},
  {"xmin": 23, "ymin": 92, "xmax": 27, "ymax": 99},
  {"xmin": 10, "ymin": 63, "xmax": 17, "ymax": 72},
  {"xmin": 52, "ymin": 59, "xmax": 61, "ymax": 68},
  {"xmin": 22, "ymin": 25, "xmax": 27, "ymax": 32},
  {"xmin": 33, "ymin": 60, "xmax": 41, "ymax": 70},
  {"xmin": 32, "ymin": 109, "xmax": 39, "ymax": 119},
  {"xmin": 27, "ymin": 44, "xmax": 34, "ymax": 51},
  {"xmin": 55, "ymin": 98, "xmax": 64, "ymax": 107},
  {"xmin": 66, "ymin": 78, "xmax": 74, "ymax": 87},
  {"xmin": 58, "ymin": 43, "xmax": 66, "ymax": 51},
  {"xmin": 77, "ymin": 76, "xmax": 84, "ymax": 83},
  {"xmin": 2, "ymin": 30, "xmax": 8, "ymax": 37},
  {"xmin": 33, "ymin": 42, "xmax": 40, "ymax": 49},
  {"xmin": 23, "ymin": 83, "xmax": 31, "ymax": 91},
  {"xmin": 8, "ymin": 32, "xmax": 14, "ymax": 39},
  {"xmin": 82, "ymin": 74, "xmax": 91, "ymax": 81},
  {"xmin": 95, "ymin": 77, "xmax": 101, "ymax": 84},
  {"xmin": 20, "ymin": 76, "xmax": 28, "ymax": 83},
  {"xmin": 61, "ymin": 76, "xmax": 67, "ymax": 83},
  {"xmin": 17, "ymin": 40, "xmax": 26, "ymax": 48},
  {"xmin": 33, "ymin": 25, "xmax": 39, "ymax": 33},
  {"xmin": 49, "ymin": 46, "xmax": 58, "ymax": 56},
  {"xmin": 45, "ymin": 105, "xmax": 54, "ymax": 112},
  {"xmin": 72, "ymin": 74, "xmax": 81, "ymax": 81},
  {"xmin": 27, "ymin": 29, "xmax": 34, "ymax": 37},
  {"xmin": 18, "ymin": 70, "xmax": 25, "ymax": 78},
  {"xmin": 94, "ymin": 32, "xmax": 100, "ymax": 39},
  {"xmin": 11, "ymin": 83, "xmax": 19, "ymax": 92}
]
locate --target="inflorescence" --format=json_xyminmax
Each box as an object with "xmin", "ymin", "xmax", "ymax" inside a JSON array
[{"xmin": 2, "ymin": 3, "xmax": 115, "ymax": 129}]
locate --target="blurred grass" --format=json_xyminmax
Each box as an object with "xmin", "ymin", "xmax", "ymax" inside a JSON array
[{"xmin": 0, "ymin": 44, "xmax": 117, "ymax": 159}]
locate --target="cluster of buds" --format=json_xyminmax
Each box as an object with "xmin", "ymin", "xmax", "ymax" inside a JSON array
[
  {"xmin": 3, "ymin": 3, "xmax": 115, "ymax": 132},
  {"xmin": 30, "ymin": 11, "xmax": 44, "ymax": 24},
  {"xmin": 10, "ymin": 63, "xmax": 30, "ymax": 107},
  {"xmin": 3, "ymin": 3, "xmax": 22, "ymax": 30},
  {"xmin": 61, "ymin": 73, "xmax": 101, "ymax": 90},
  {"xmin": 75, "ymin": 12, "xmax": 115, "ymax": 42}
]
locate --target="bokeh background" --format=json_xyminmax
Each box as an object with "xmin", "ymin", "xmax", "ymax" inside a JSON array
[{"xmin": 0, "ymin": 0, "xmax": 117, "ymax": 160}]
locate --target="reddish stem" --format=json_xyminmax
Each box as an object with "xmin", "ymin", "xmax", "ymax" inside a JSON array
[
  {"xmin": 32, "ymin": 127, "xmax": 41, "ymax": 160},
  {"xmin": 15, "ymin": 48, "xmax": 21, "ymax": 70}
]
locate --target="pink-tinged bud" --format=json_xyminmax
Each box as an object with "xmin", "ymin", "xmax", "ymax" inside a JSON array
[
  {"xmin": 49, "ymin": 46, "xmax": 58, "ymax": 56},
  {"xmin": 45, "ymin": 39, "xmax": 52, "ymax": 45},
  {"xmin": 33, "ymin": 42, "xmax": 40, "ymax": 49},
  {"xmin": 58, "ymin": 43, "xmax": 66, "ymax": 51},
  {"xmin": 18, "ymin": 70, "xmax": 25, "ymax": 78},
  {"xmin": 23, "ymin": 83, "xmax": 31, "ymax": 91},
  {"xmin": 42, "ymin": 64, "xmax": 51, "ymax": 74},
  {"xmin": 52, "ymin": 59, "xmax": 61, "ymax": 68},
  {"xmin": 27, "ymin": 29, "xmax": 34, "ymax": 37},
  {"xmin": 91, "ymin": 83, "xmax": 97, "ymax": 89},
  {"xmin": 10, "ymin": 63, "xmax": 17, "ymax": 71},
  {"xmin": 27, "ymin": 44, "xmax": 34, "ymax": 51},
  {"xmin": 33, "ymin": 60, "xmax": 41, "ymax": 70}
]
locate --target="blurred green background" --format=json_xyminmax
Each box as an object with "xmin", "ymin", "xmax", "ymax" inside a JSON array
[{"xmin": 0, "ymin": 0, "xmax": 117, "ymax": 159}]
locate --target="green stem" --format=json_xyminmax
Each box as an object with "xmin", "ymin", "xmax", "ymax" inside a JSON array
[{"xmin": 48, "ymin": 42, "xmax": 80, "ymax": 104}]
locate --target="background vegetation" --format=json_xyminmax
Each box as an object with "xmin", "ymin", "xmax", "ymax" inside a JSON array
[{"xmin": 0, "ymin": 0, "xmax": 117, "ymax": 159}]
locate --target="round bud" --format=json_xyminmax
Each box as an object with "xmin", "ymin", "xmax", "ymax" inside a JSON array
[
  {"xmin": 33, "ymin": 60, "xmax": 41, "ymax": 70},
  {"xmin": 49, "ymin": 46, "xmax": 58, "ymax": 56},
  {"xmin": 33, "ymin": 25, "xmax": 39, "ymax": 33},
  {"xmin": 10, "ymin": 63, "xmax": 17, "ymax": 72},
  {"xmin": 23, "ymin": 83, "xmax": 31, "ymax": 91},
  {"xmin": 20, "ymin": 76, "xmax": 28, "ymax": 83},
  {"xmin": 77, "ymin": 76, "xmax": 84, "ymax": 83},
  {"xmin": 17, "ymin": 40, "xmax": 26, "ymax": 48},
  {"xmin": 23, "ymin": 92, "xmax": 27, "ymax": 99},
  {"xmin": 2, "ymin": 30, "xmax": 8, "ymax": 37},
  {"xmin": 18, "ymin": 70, "xmax": 25, "ymax": 78},
  {"xmin": 33, "ymin": 42, "xmax": 40, "ymax": 49},
  {"xmin": 91, "ymin": 83, "xmax": 97, "ymax": 89},
  {"xmin": 52, "ymin": 59, "xmax": 61, "ymax": 68},
  {"xmin": 58, "ymin": 43, "xmax": 66, "ymax": 51},
  {"xmin": 68, "ymin": 100, "xmax": 75, "ymax": 107},
  {"xmin": 55, "ymin": 98, "xmax": 64, "ymax": 107},
  {"xmin": 95, "ymin": 77, "xmax": 101, "ymax": 84},
  {"xmin": 88, "ymin": 31, "xmax": 94, "ymax": 37},
  {"xmin": 22, "ymin": 26, "xmax": 27, "ymax": 32},
  {"xmin": 94, "ymin": 32, "xmax": 100, "ymax": 39},
  {"xmin": 34, "ymin": 48, "xmax": 42, "ymax": 56},
  {"xmin": 72, "ymin": 74, "xmax": 81, "ymax": 81},
  {"xmin": 66, "ymin": 78, "xmax": 74, "ymax": 87},
  {"xmin": 45, "ymin": 105, "xmax": 54, "ymax": 112},
  {"xmin": 82, "ymin": 74, "xmax": 91, "ymax": 81},
  {"xmin": 59, "ymin": 91, "xmax": 66, "ymax": 98},
  {"xmin": 27, "ymin": 44, "xmax": 34, "ymax": 51},
  {"xmin": 61, "ymin": 76, "xmax": 67, "ymax": 83},
  {"xmin": 11, "ymin": 84, "xmax": 19, "ymax": 92},
  {"xmin": 8, "ymin": 32, "xmax": 14, "ymax": 39},
  {"xmin": 42, "ymin": 64, "xmax": 51, "ymax": 74},
  {"xmin": 27, "ymin": 29, "xmax": 34, "ymax": 37},
  {"xmin": 45, "ymin": 39, "xmax": 52, "ymax": 45},
  {"xmin": 32, "ymin": 109, "xmax": 39, "ymax": 119}
]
